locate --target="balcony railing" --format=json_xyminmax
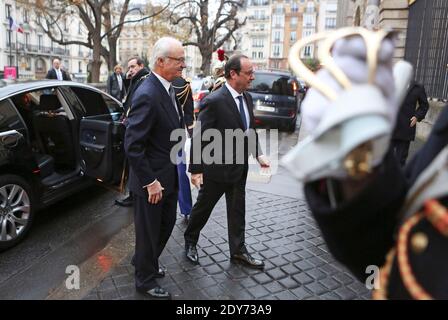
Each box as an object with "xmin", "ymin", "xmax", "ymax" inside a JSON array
[
  {"xmin": 248, "ymin": 16, "xmax": 269, "ymax": 21},
  {"xmin": 7, "ymin": 42, "xmax": 72, "ymax": 56}
]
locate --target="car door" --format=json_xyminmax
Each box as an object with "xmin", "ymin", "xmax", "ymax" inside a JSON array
[{"xmin": 68, "ymin": 86, "xmax": 127, "ymax": 190}]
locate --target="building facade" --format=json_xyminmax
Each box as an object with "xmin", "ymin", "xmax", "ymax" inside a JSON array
[{"xmin": 1, "ymin": 0, "xmax": 93, "ymax": 81}]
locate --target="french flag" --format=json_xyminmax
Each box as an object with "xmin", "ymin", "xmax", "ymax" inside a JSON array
[{"xmin": 8, "ymin": 17, "xmax": 24, "ymax": 33}]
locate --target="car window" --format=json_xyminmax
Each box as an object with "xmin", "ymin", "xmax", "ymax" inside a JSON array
[
  {"xmin": 249, "ymin": 73, "xmax": 296, "ymax": 96},
  {"xmin": 0, "ymin": 99, "xmax": 25, "ymax": 132},
  {"xmin": 59, "ymin": 86, "xmax": 87, "ymax": 118},
  {"xmin": 71, "ymin": 87, "xmax": 123, "ymax": 118}
]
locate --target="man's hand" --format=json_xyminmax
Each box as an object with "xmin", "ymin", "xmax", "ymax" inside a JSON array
[
  {"xmin": 191, "ymin": 173, "xmax": 203, "ymax": 188},
  {"xmin": 146, "ymin": 180, "xmax": 164, "ymax": 204},
  {"xmin": 410, "ymin": 116, "xmax": 417, "ymax": 127},
  {"xmin": 257, "ymin": 155, "xmax": 271, "ymax": 168}
]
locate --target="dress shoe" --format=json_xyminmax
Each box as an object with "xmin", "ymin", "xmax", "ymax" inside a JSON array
[
  {"xmin": 155, "ymin": 265, "xmax": 166, "ymax": 278},
  {"xmin": 137, "ymin": 286, "xmax": 171, "ymax": 299},
  {"xmin": 115, "ymin": 194, "xmax": 133, "ymax": 207},
  {"xmin": 231, "ymin": 252, "xmax": 265, "ymax": 269},
  {"xmin": 185, "ymin": 244, "xmax": 199, "ymax": 264}
]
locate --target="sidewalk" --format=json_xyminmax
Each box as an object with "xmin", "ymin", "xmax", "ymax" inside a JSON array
[{"xmin": 85, "ymin": 189, "xmax": 370, "ymax": 300}]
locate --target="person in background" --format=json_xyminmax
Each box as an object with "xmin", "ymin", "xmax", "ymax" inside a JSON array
[
  {"xmin": 46, "ymin": 58, "xmax": 71, "ymax": 81},
  {"xmin": 107, "ymin": 64, "xmax": 126, "ymax": 102},
  {"xmin": 391, "ymin": 80, "xmax": 429, "ymax": 166},
  {"xmin": 115, "ymin": 57, "xmax": 151, "ymax": 208}
]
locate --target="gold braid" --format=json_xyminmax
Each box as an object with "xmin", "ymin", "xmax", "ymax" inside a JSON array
[{"xmin": 173, "ymin": 82, "xmax": 191, "ymax": 109}]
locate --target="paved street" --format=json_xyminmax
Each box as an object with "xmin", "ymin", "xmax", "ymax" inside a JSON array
[{"xmin": 0, "ymin": 119, "xmax": 425, "ymax": 300}]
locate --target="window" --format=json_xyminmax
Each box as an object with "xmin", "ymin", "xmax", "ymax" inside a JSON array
[
  {"xmin": 304, "ymin": 45, "xmax": 311, "ymax": 57},
  {"xmin": 78, "ymin": 61, "xmax": 82, "ymax": 73},
  {"xmin": 258, "ymin": 51, "xmax": 263, "ymax": 59},
  {"xmin": 291, "ymin": 2, "xmax": 299, "ymax": 13},
  {"xmin": 0, "ymin": 99, "xmax": 24, "ymax": 133},
  {"xmin": 36, "ymin": 58, "xmax": 45, "ymax": 72},
  {"xmin": 71, "ymin": 87, "xmax": 123, "ymax": 117},
  {"xmin": 273, "ymin": 45, "xmax": 280, "ymax": 57},
  {"xmin": 78, "ymin": 45, "xmax": 82, "ymax": 56},
  {"xmin": 291, "ymin": 31, "xmax": 297, "ymax": 42},
  {"xmin": 252, "ymin": 51, "xmax": 257, "ymax": 59},
  {"xmin": 249, "ymin": 73, "xmax": 296, "ymax": 96},
  {"xmin": 252, "ymin": 38, "xmax": 264, "ymax": 48},
  {"xmin": 5, "ymin": 4, "xmax": 12, "ymax": 19},
  {"xmin": 78, "ymin": 23, "xmax": 82, "ymax": 35},
  {"xmin": 274, "ymin": 31, "xmax": 281, "ymax": 42},
  {"xmin": 6, "ymin": 30, "xmax": 12, "ymax": 47},
  {"xmin": 23, "ymin": 9, "xmax": 29, "ymax": 23},
  {"xmin": 291, "ymin": 17, "xmax": 298, "ymax": 26},
  {"xmin": 38, "ymin": 35, "xmax": 43, "ymax": 50},
  {"xmin": 25, "ymin": 57, "xmax": 31, "ymax": 71},
  {"xmin": 325, "ymin": 18, "xmax": 337, "ymax": 29},
  {"xmin": 25, "ymin": 33, "xmax": 30, "ymax": 49}
]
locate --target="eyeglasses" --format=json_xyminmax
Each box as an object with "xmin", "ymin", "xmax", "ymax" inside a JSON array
[
  {"xmin": 166, "ymin": 56, "xmax": 186, "ymax": 63},
  {"xmin": 239, "ymin": 70, "xmax": 255, "ymax": 76}
]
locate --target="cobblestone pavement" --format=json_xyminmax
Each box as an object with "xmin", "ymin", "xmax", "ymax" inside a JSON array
[{"xmin": 87, "ymin": 190, "xmax": 371, "ymax": 300}]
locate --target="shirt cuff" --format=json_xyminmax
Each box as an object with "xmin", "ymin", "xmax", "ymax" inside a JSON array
[{"xmin": 143, "ymin": 179, "xmax": 157, "ymax": 188}]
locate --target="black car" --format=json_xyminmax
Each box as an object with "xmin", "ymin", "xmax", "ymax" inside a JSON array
[
  {"xmin": 248, "ymin": 70, "xmax": 304, "ymax": 132},
  {"xmin": 0, "ymin": 81, "xmax": 126, "ymax": 251}
]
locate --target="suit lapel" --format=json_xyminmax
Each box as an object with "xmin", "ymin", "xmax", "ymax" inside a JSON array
[
  {"xmin": 149, "ymin": 73, "xmax": 181, "ymax": 129},
  {"xmin": 221, "ymin": 85, "xmax": 245, "ymax": 130}
]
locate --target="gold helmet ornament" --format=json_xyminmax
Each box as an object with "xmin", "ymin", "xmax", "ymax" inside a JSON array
[{"xmin": 281, "ymin": 27, "xmax": 414, "ymax": 181}]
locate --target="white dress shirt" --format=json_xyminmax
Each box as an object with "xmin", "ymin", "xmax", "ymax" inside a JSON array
[
  {"xmin": 225, "ymin": 82, "xmax": 250, "ymax": 131},
  {"xmin": 55, "ymin": 68, "xmax": 63, "ymax": 80},
  {"xmin": 116, "ymin": 73, "xmax": 123, "ymax": 91}
]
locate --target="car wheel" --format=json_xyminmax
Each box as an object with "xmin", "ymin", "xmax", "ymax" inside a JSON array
[
  {"xmin": 286, "ymin": 118, "xmax": 297, "ymax": 133},
  {"xmin": 0, "ymin": 175, "xmax": 35, "ymax": 252}
]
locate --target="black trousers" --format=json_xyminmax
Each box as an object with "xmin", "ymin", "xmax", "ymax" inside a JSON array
[
  {"xmin": 133, "ymin": 190, "xmax": 177, "ymax": 291},
  {"xmin": 391, "ymin": 139, "xmax": 411, "ymax": 167},
  {"xmin": 184, "ymin": 174, "xmax": 247, "ymax": 256}
]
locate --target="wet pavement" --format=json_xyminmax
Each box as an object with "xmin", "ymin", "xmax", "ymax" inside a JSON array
[
  {"xmin": 87, "ymin": 189, "xmax": 371, "ymax": 300},
  {"xmin": 0, "ymin": 120, "xmax": 426, "ymax": 300}
]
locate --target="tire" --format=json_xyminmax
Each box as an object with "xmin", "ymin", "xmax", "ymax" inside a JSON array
[
  {"xmin": 0, "ymin": 174, "xmax": 35, "ymax": 252},
  {"xmin": 285, "ymin": 118, "xmax": 297, "ymax": 133}
]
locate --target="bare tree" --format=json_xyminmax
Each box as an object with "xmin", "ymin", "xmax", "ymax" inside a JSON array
[
  {"xmin": 170, "ymin": 0, "xmax": 246, "ymax": 75},
  {"xmin": 36, "ymin": 0, "xmax": 168, "ymax": 82}
]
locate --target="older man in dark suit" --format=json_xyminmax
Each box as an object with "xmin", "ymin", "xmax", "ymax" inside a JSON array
[
  {"xmin": 124, "ymin": 37, "xmax": 186, "ymax": 299},
  {"xmin": 184, "ymin": 54, "xmax": 270, "ymax": 268},
  {"xmin": 45, "ymin": 58, "xmax": 71, "ymax": 81}
]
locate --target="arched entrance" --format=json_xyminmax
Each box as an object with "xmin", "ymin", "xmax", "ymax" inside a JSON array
[{"xmin": 35, "ymin": 58, "xmax": 47, "ymax": 79}]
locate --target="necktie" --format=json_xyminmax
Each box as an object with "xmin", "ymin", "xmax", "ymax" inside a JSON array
[
  {"xmin": 169, "ymin": 85, "xmax": 182, "ymax": 123},
  {"xmin": 237, "ymin": 95, "xmax": 247, "ymax": 131}
]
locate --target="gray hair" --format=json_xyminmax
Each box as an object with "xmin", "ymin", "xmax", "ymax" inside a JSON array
[{"xmin": 149, "ymin": 37, "xmax": 183, "ymax": 69}]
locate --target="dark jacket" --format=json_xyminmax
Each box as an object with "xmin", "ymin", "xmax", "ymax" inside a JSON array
[
  {"xmin": 107, "ymin": 73, "xmax": 126, "ymax": 101},
  {"xmin": 304, "ymin": 105, "xmax": 448, "ymax": 299},
  {"xmin": 124, "ymin": 72, "xmax": 184, "ymax": 197},
  {"xmin": 189, "ymin": 85, "xmax": 262, "ymax": 183},
  {"xmin": 45, "ymin": 68, "xmax": 71, "ymax": 81},
  {"xmin": 123, "ymin": 68, "xmax": 150, "ymax": 113},
  {"xmin": 172, "ymin": 77, "xmax": 194, "ymax": 136},
  {"xmin": 392, "ymin": 81, "xmax": 429, "ymax": 141}
]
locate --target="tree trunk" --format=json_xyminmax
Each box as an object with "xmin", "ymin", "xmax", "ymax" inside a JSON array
[
  {"xmin": 200, "ymin": 47, "xmax": 213, "ymax": 76},
  {"xmin": 108, "ymin": 37, "xmax": 118, "ymax": 72},
  {"xmin": 90, "ymin": 33, "xmax": 102, "ymax": 83}
]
